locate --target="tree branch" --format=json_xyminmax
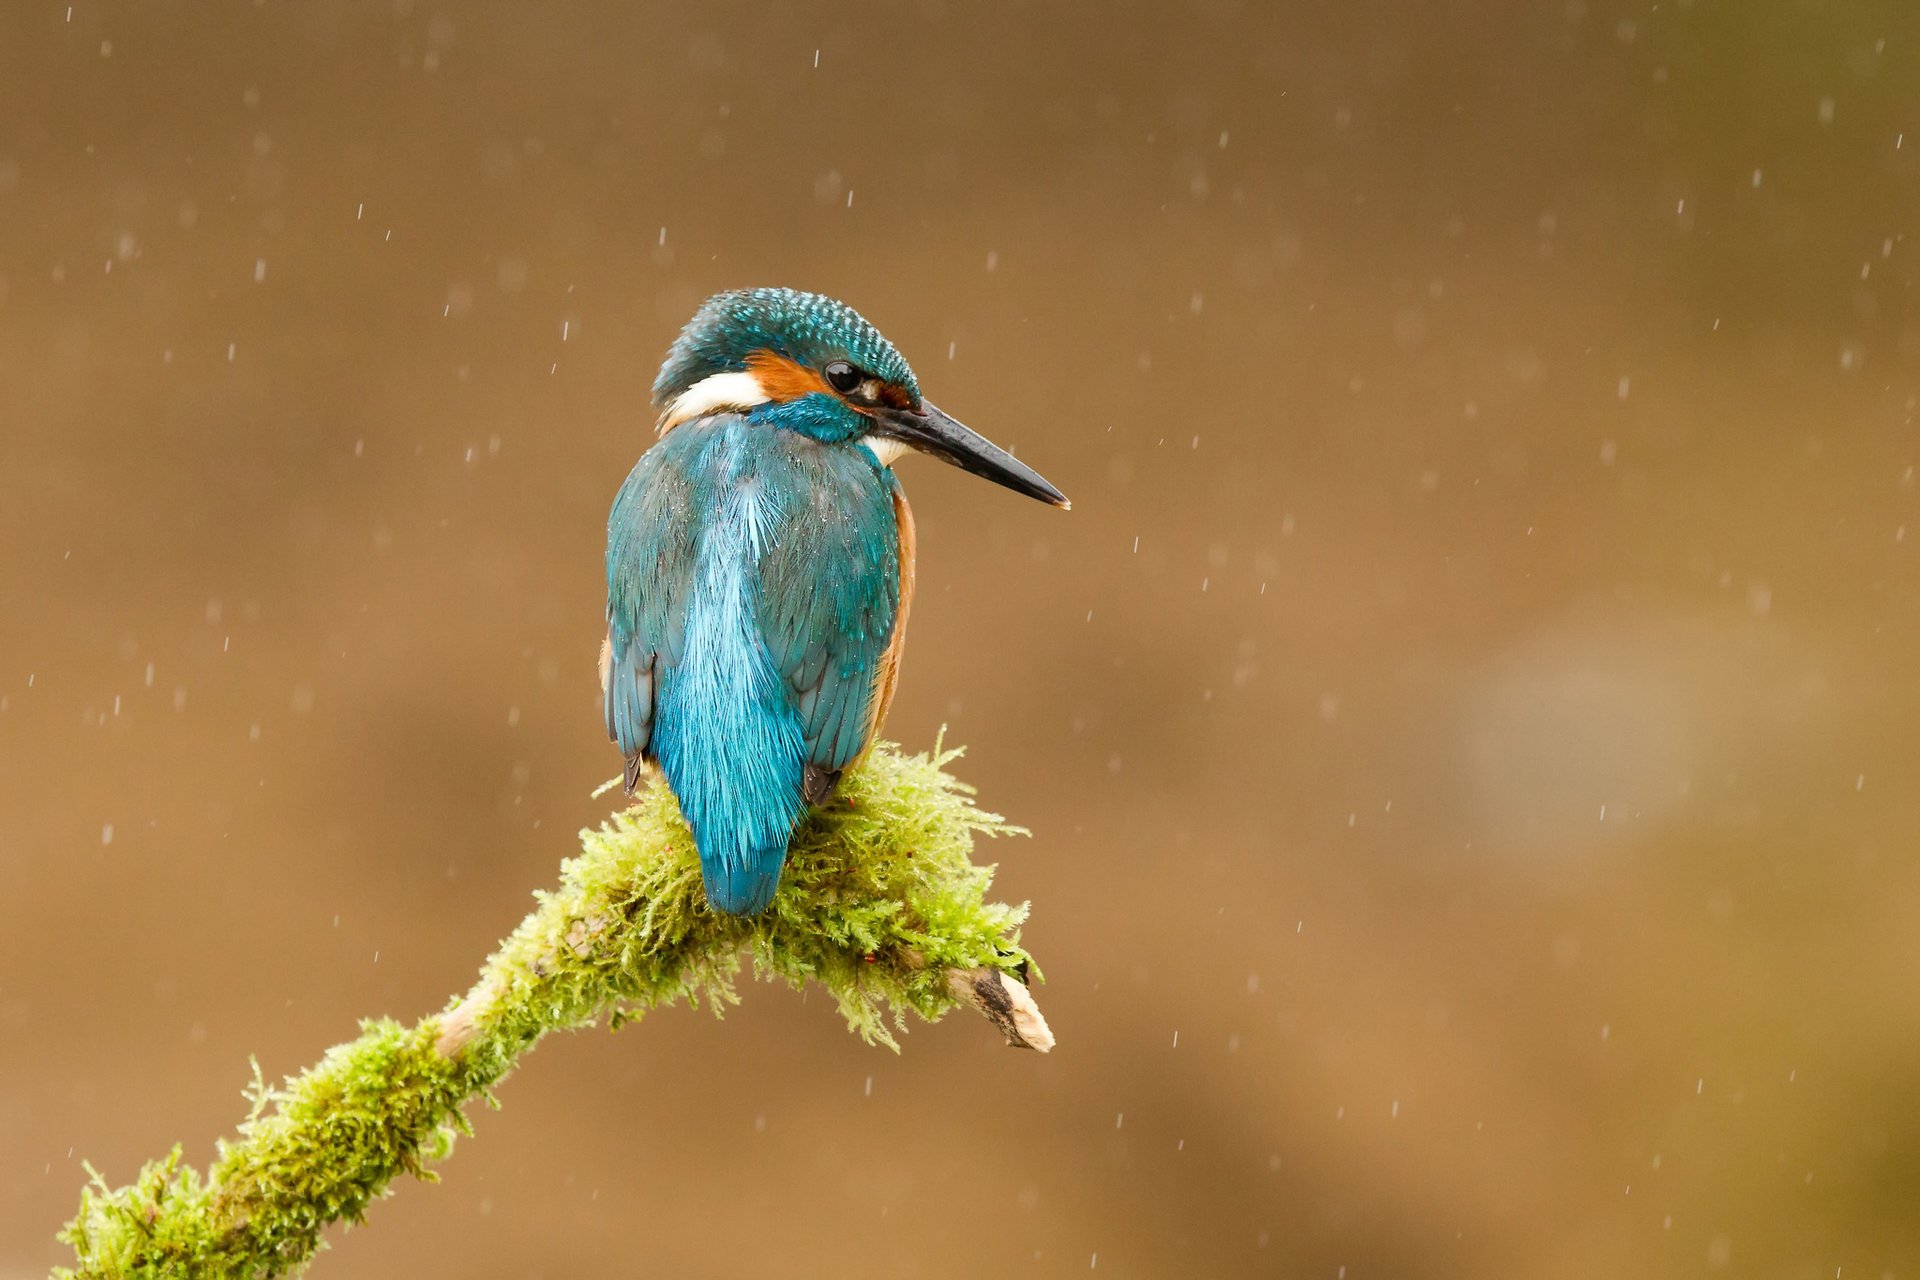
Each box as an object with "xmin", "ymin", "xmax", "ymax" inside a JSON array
[{"xmin": 54, "ymin": 741, "xmax": 1049, "ymax": 1279}]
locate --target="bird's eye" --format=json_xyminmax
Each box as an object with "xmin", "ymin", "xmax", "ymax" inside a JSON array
[{"xmin": 824, "ymin": 361, "xmax": 863, "ymax": 395}]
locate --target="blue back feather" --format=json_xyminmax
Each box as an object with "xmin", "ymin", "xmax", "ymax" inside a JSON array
[{"xmin": 606, "ymin": 416, "xmax": 901, "ymax": 914}]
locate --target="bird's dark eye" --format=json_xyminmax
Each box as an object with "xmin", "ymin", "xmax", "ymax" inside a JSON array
[{"xmin": 824, "ymin": 361, "xmax": 862, "ymax": 395}]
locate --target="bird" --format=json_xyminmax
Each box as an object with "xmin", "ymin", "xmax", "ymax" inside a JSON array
[{"xmin": 602, "ymin": 287, "xmax": 1068, "ymax": 915}]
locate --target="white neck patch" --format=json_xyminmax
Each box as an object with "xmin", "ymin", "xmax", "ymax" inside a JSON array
[{"xmin": 657, "ymin": 370, "xmax": 770, "ymax": 435}]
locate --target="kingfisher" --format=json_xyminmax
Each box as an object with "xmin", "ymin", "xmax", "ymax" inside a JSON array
[{"xmin": 602, "ymin": 287, "xmax": 1068, "ymax": 915}]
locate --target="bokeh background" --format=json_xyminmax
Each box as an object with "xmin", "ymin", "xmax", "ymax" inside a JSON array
[{"xmin": 4, "ymin": 2, "xmax": 1918, "ymax": 1276}]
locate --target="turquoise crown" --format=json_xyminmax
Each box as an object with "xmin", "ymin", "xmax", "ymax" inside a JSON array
[{"xmin": 651, "ymin": 288, "xmax": 920, "ymax": 407}]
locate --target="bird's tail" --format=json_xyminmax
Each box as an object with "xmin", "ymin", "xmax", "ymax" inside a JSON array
[
  {"xmin": 696, "ymin": 839, "xmax": 788, "ymax": 915},
  {"xmin": 667, "ymin": 751, "xmax": 803, "ymax": 915}
]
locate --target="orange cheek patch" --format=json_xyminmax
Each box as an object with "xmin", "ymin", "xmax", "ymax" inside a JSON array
[{"xmin": 744, "ymin": 350, "xmax": 831, "ymax": 403}]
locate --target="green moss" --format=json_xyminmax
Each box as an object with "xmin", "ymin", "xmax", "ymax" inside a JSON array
[{"xmin": 56, "ymin": 741, "xmax": 1035, "ymax": 1280}]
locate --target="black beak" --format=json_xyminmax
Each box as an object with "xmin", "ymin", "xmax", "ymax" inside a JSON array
[{"xmin": 874, "ymin": 400, "xmax": 1070, "ymax": 509}]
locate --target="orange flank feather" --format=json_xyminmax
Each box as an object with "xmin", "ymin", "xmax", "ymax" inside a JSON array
[{"xmin": 858, "ymin": 487, "xmax": 917, "ymax": 763}]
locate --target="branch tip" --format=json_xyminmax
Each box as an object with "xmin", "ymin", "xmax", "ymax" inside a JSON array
[{"xmin": 950, "ymin": 967, "xmax": 1055, "ymax": 1052}]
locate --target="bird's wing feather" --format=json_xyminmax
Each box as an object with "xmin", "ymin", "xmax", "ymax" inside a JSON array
[
  {"xmin": 755, "ymin": 446, "xmax": 903, "ymax": 779},
  {"xmin": 603, "ymin": 439, "xmax": 700, "ymax": 776}
]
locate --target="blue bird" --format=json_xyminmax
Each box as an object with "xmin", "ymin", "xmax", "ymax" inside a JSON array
[{"xmin": 602, "ymin": 288, "xmax": 1069, "ymax": 914}]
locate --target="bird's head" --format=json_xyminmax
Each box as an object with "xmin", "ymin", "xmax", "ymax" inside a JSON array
[{"xmin": 651, "ymin": 287, "xmax": 1068, "ymax": 509}]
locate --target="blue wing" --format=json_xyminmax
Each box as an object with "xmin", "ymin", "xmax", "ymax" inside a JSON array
[
  {"xmin": 604, "ymin": 440, "xmax": 698, "ymax": 787},
  {"xmin": 755, "ymin": 444, "xmax": 903, "ymax": 791}
]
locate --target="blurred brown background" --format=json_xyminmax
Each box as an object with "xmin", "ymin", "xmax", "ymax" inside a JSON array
[{"xmin": 4, "ymin": 2, "xmax": 1918, "ymax": 1276}]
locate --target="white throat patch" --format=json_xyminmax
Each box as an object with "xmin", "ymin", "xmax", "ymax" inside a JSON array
[
  {"xmin": 657, "ymin": 370, "xmax": 770, "ymax": 435},
  {"xmin": 863, "ymin": 434, "xmax": 910, "ymax": 467}
]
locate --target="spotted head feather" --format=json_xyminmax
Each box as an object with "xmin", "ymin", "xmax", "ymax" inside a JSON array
[{"xmin": 651, "ymin": 287, "xmax": 920, "ymax": 409}]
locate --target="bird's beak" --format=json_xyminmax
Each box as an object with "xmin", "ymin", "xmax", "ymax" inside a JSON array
[{"xmin": 874, "ymin": 400, "xmax": 1070, "ymax": 509}]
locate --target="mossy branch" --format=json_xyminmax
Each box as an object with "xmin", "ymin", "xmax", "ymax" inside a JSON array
[{"xmin": 54, "ymin": 741, "xmax": 1051, "ymax": 1280}]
